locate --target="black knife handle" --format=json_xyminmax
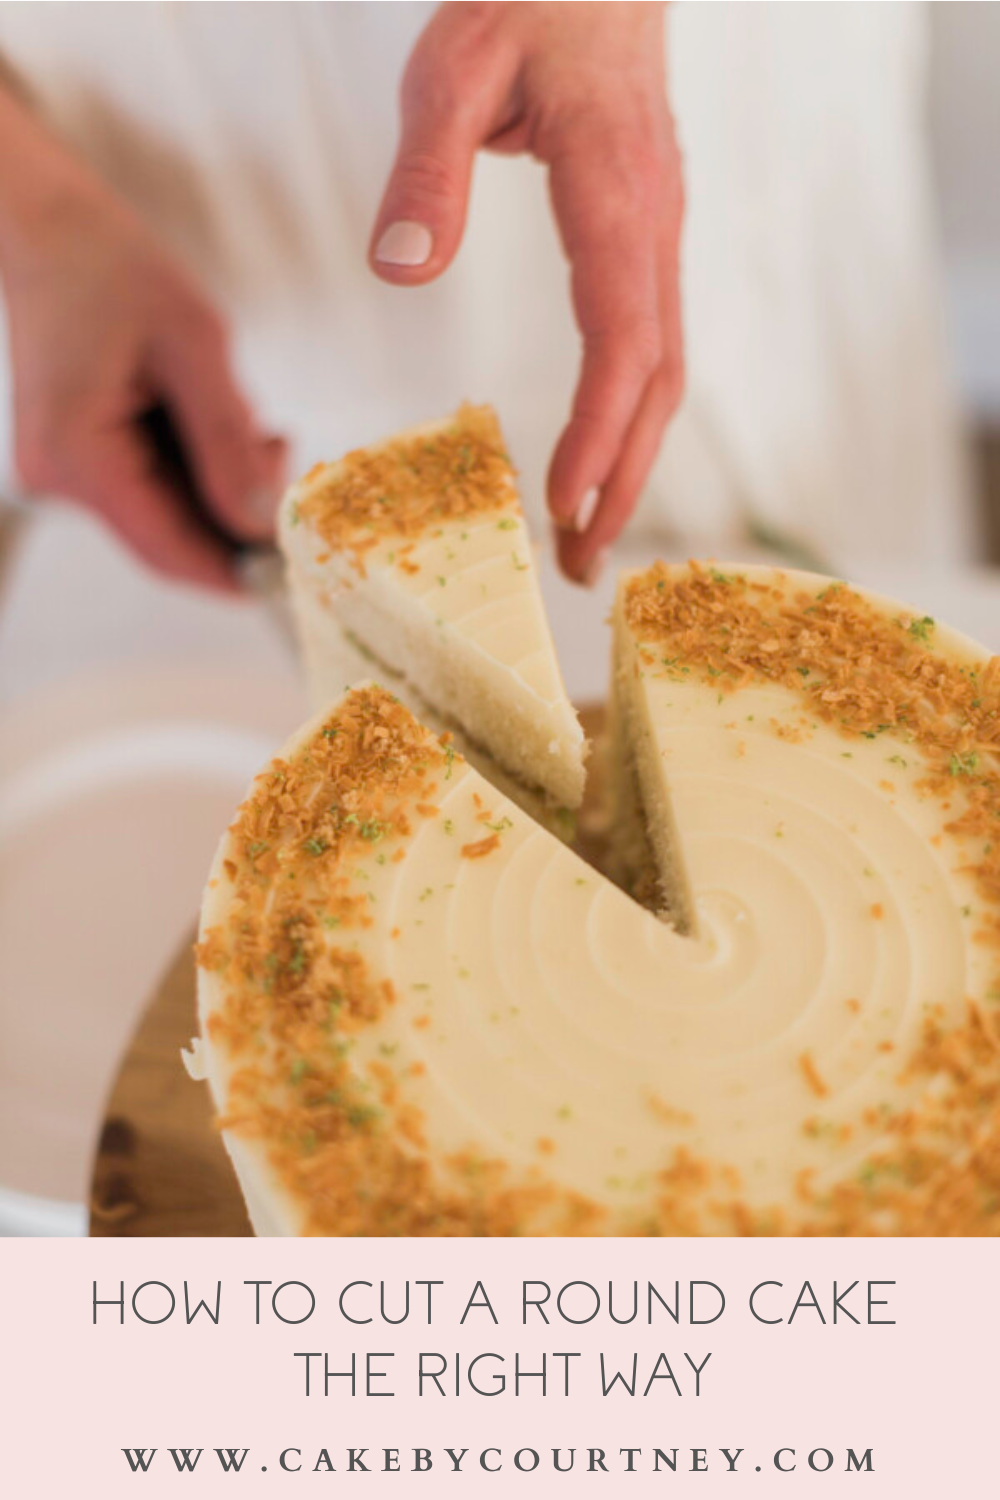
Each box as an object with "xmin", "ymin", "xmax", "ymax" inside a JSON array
[{"xmin": 138, "ymin": 401, "xmax": 249, "ymax": 556}]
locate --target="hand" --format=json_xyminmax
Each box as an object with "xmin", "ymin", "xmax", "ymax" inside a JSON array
[
  {"xmin": 370, "ymin": 1, "xmax": 683, "ymax": 584},
  {"xmin": 0, "ymin": 86, "xmax": 285, "ymax": 592}
]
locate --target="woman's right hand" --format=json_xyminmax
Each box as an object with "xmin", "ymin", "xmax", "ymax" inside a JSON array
[
  {"xmin": 371, "ymin": 2, "xmax": 684, "ymax": 586},
  {"xmin": 0, "ymin": 84, "xmax": 285, "ymax": 591}
]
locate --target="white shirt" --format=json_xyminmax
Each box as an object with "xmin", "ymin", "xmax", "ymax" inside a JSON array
[{"xmin": 0, "ymin": 0, "xmax": 974, "ymax": 566}]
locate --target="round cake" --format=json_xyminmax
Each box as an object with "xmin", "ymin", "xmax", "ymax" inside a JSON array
[{"xmin": 193, "ymin": 563, "xmax": 1000, "ymax": 1236}]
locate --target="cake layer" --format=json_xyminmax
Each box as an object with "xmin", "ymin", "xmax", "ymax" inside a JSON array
[
  {"xmin": 194, "ymin": 558, "xmax": 1000, "ymax": 1236},
  {"xmin": 278, "ymin": 405, "xmax": 586, "ymax": 809},
  {"xmin": 285, "ymin": 558, "xmax": 575, "ymax": 841}
]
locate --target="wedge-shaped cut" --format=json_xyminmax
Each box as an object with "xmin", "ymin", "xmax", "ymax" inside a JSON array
[{"xmin": 278, "ymin": 405, "xmax": 586, "ymax": 811}]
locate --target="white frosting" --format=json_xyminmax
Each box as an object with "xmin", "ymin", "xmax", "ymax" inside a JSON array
[
  {"xmin": 197, "ymin": 568, "xmax": 994, "ymax": 1233},
  {"xmin": 278, "ymin": 413, "xmax": 586, "ymax": 807},
  {"xmin": 288, "ymin": 510, "xmax": 581, "ymax": 737}
]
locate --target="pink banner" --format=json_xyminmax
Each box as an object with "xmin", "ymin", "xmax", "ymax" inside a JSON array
[{"xmin": 1, "ymin": 1237, "xmax": 993, "ymax": 1494}]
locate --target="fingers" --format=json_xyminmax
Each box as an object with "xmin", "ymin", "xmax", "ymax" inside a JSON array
[
  {"xmin": 16, "ymin": 376, "xmax": 245, "ymax": 591},
  {"xmin": 557, "ymin": 159, "xmax": 684, "ymax": 584},
  {"xmin": 369, "ymin": 10, "xmax": 515, "ymax": 284},
  {"xmin": 148, "ymin": 298, "xmax": 286, "ymax": 542},
  {"xmin": 101, "ymin": 480, "xmax": 243, "ymax": 593},
  {"xmin": 555, "ymin": 358, "xmax": 680, "ymax": 584},
  {"xmin": 70, "ymin": 424, "xmax": 243, "ymax": 592},
  {"xmin": 544, "ymin": 102, "xmax": 684, "ymax": 582},
  {"xmin": 543, "ymin": 115, "xmax": 667, "ymax": 530}
]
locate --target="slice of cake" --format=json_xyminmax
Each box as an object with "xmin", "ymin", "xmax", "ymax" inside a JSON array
[
  {"xmin": 193, "ymin": 555, "xmax": 1000, "ymax": 1236},
  {"xmin": 278, "ymin": 405, "xmax": 586, "ymax": 812}
]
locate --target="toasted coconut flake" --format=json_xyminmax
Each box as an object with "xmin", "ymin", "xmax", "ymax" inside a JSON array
[{"xmin": 297, "ymin": 405, "xmax": 517, "ymax": 567}]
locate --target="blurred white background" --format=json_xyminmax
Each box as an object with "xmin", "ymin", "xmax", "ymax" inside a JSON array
[{"xmin": 930, "ymin": 2, "xmax": 1000, "ymax": 423}]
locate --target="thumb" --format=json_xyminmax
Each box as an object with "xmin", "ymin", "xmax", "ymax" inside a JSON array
[
  {"xmin": 370, "ymin": 24, "xmax": 512, "ymax": 284},
  {"xmin": 149, "ymin": 301, "xmax": 285, "ymax": 543}
]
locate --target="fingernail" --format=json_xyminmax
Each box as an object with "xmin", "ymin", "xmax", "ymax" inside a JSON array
[
  {"xmin": 583, "ymin": 547, "xmax": 609, "ymax": 587},
  {"xmin": 574, "ymin": 486, "xmax": 600, "ymax": 534},
  {"xmin": 375, "ymin": 220, "xmax": 433, "ymax": 267}
]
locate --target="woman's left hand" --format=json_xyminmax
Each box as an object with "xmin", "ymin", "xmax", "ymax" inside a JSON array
[{"xmin": 370, "ymin": 1, "xmax": 684, "ymax": 584}]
